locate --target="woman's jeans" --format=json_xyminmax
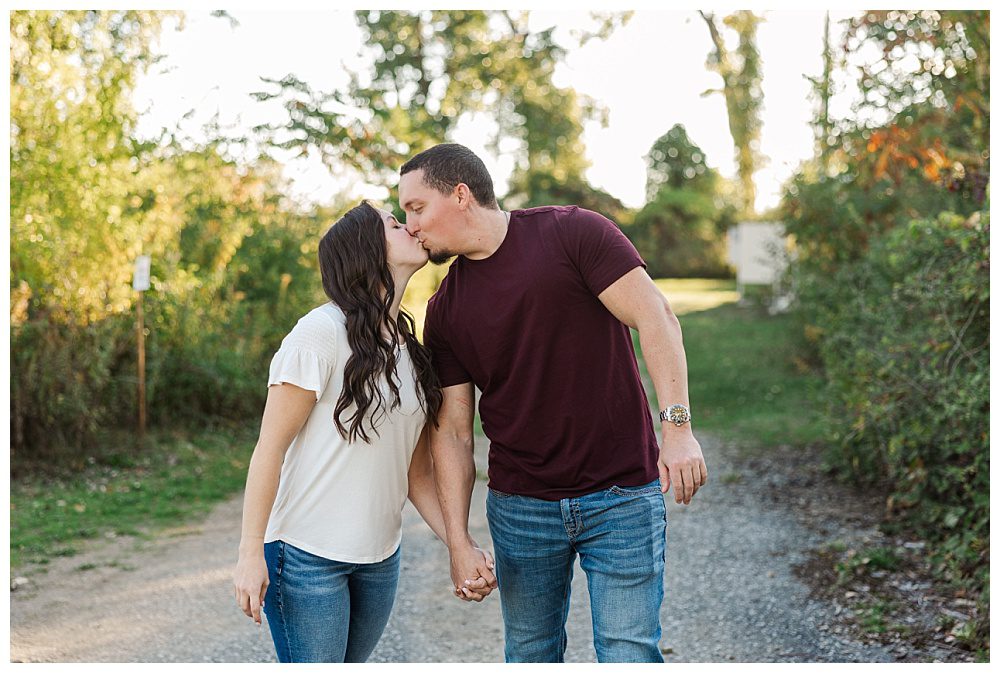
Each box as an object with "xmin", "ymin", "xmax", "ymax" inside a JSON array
[
  {"xmin": 487, "ymin": 479, "xmax": 667, "ymax": 663},
  {"xmin": 262, "ymin": 540, "xmax": 400, "ymax": 662}
]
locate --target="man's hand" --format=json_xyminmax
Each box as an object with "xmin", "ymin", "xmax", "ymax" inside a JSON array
[
  {"xmin": 449, "ymin": 541, "xmax": 497, "ymax": 602},
  {"xmin": 658, "ymin": 430, "xmax": 707, "ymax": 504}
]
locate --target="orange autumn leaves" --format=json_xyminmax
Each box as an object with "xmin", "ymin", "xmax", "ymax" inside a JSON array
[{"xmin": 864, "ymin": 92, "xmax": 987, "ymax": 186}]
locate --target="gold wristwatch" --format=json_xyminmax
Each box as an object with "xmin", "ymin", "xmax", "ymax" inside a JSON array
[{"xmin": 659, "ymin": 404, "xmax": 692, "ymax": 427}]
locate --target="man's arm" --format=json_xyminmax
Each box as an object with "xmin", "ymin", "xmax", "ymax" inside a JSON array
[
  {"xmin": 597, "ymin": 267, "xmax": 708, "ymax": 504},
  {"xmin": 407, "ymin": 424, "xmax": 496, "ymax": 572},
  {"xmin": 430, "ymin": 382, "xmax": 497, "ymax": 601}
]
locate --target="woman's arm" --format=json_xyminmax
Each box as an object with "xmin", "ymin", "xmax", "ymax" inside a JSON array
[
  {"xmin": 233, "ymin": 382, "xmax": 317, "ymax": 624},
  {"xmin": 406, "ymin": 425, "xmax": 449, "ymax": 545}
]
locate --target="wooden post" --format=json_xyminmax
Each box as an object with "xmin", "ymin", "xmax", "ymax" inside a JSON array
[
  {"xmin": 137, "ymin": 290, "xmax": 146, "ymax": 441},
  {"xmin": 133, "ymin": 255, "xmax": 151, "ymax": 443}
]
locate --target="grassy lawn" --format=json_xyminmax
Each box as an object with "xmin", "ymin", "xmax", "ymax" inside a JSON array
[
  {"xmin": 10, "ymin": 422, "xmax": 258, "ymax": 570},
  {"xmin": 643, "ymin": 279, "xmax": 827, "ymax": 448},
  {"xmin": 10, "ymin": 277, "xmax": 826, "ymax": 571}
]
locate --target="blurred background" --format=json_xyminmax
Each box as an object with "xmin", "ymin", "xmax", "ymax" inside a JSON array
[{"xmin": 9, "ymin": 9, "xmax": 989, "ymax": 659}]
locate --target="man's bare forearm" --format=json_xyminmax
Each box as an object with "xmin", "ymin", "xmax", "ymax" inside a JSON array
[
  {"xmin": 636, "ymin": 295, "xmax": 695, "ymax": 436},
  {"xmin": 430, "ymin": 429, "xmax": 477, "ymax": 551}
]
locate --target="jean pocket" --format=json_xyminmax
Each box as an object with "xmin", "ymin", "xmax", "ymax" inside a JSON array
[
  {"xmin": 608, "ymin": 481, "xmax": 663, "ymax": 497},
  {"xmin": 488, "ymin": 487, "xmax": 515, "ymax": 499}
]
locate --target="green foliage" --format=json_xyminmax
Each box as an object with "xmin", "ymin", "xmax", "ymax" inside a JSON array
[
  {"xmin": 855, "ymin": 600, "xmax": 895, "ymax": 634},
  {"xmin": 834, "ymin": 546, "xmax": 903, "ymax": 584},
  {"xmin": 782, "ymin": 15, "xmax": 989, "ymax": 652},
  {"xmin": 811, "ymin": 210, "xmax": 989, "ymax": 590},
  {"xmin": 11, "ymin": 10, "xmax": 174, "ymax": 461},
  {"xmin": 845, "ymin": 11, "xmax": 989, "ymax": 134},
  {"xmin": 631, "ymin": 189, "xmax": 732, "ymax": 278},
  {"xmin": 782, "ymin": 161, "xmax": 980, "ymax": 304},
  {"xmin": 254, "ymin": 10, "xmax": 625, "ymax": 201},
  {"xmin": 787, "ymin": 10, "xmax": 989, "ymax": 269},
  {"xmin": 10, "ymin": 10, "xmax": 181, "ymax": 323},
  {"xmin": 10, "ymin": 314, "xmax": 134, "ymax": 464},
  {"xmin": 10, "ymin": 11, "xmax": 336, "ymax": 465},
  {"xmin": 504, "ymin": 170, "xmax": 632, "ymax": 226},
  {"xmin": 629, "ymin": 125, "xmax": 735, "ymax": 277},
  {"xmin": 643, "ymin": 124, "xmax": 717, "ymax": 201}
]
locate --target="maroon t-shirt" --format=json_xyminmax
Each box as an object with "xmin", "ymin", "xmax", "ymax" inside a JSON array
[{"xmin": 424, "ymin": 205, "xmax": 660, "ymax": 500}]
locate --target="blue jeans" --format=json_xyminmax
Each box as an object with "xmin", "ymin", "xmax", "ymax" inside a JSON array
[
  {"xmin": 486, "ymin": 479, "xmax": 667, "ymax": 663},
  {"xmin": 262, "ymin": 540, "xmax": 400, "ymax": 662}
]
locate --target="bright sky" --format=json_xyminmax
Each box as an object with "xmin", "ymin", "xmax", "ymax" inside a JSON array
[{"xmin": 133, "ymin": 9, "xmax": 862, "ymax": 213}]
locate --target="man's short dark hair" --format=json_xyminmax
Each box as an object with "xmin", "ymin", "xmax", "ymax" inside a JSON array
[{"xmin": 400, "ymin": 143, "xmax": 498, "ymax": 210}]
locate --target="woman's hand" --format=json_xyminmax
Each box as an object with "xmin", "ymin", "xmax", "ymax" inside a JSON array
[
  {"xmin": 233, "ymin": 550, "xmax": 270, "ymax": 625},
  {"xmin": 456, "ymin": 544, "xmax": 496, "ymax": 600},
  {"xmin": 450, "ymin": 539, "xmax": 497, "ymax": 601}
]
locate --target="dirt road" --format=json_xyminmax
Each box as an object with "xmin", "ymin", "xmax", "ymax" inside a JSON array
[{"xmin": 10, "ymin": 434, "xmax": 897, "ymax": 663}]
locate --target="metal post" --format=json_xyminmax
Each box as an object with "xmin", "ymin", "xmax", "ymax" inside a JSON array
[{"xmin": 137, "ymin": 290, "xmax": 146, "ymax": 441}]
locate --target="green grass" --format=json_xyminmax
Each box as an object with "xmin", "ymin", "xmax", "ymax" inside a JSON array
[
  {"xmin": 856, "ymin": 600, "xmax": 895, "ymax": 634},
  {"xmin": 653, "ymin": 278, "xmax": 741, "ymax": 315},
  {"xmin": 9, "ymin": 422, "xmax": 257, "ymax": 570},
  {"xmin": 835, "ymin": 546, "xmax": 903, "ymax": 583},
  {"xmin": 638, "ymin": 279, "xmax": 827, "ymax": 448}
]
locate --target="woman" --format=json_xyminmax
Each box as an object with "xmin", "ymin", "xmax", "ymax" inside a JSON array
[{"xmin": 232, "ymin": 201, "xmax": 492, "ymax": 663}]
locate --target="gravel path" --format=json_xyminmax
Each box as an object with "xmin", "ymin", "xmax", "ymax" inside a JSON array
[{"xmin": 10, "ymin": 433, "xmax": 895, "ymax": 663}]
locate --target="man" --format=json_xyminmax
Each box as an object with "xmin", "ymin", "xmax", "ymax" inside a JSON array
[{"xmin": 399, "ymin": 143, "xmax": 707, "ymax": 663}]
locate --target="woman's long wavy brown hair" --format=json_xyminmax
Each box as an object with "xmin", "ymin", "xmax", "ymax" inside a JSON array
[{"xmin": 318, "ymin": 201, "xmax": 442, "ymax": 443}]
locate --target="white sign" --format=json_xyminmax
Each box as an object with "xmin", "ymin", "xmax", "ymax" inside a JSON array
[
  {"xmin": 727, "ymin": 222, "xmax": 787, "ymax": 285},
  {"xmin": 133, "ymin": 255, "xmax": 151, "ymax": 291}
]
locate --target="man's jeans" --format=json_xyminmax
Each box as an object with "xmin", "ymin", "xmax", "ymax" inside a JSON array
[
  {"xmin": 486, "ymin": 478, "xmax": 667, "ymax": 663},
  {"xmin": 262, "ymin": 540, "xmax": 400, "ymax": 662}
]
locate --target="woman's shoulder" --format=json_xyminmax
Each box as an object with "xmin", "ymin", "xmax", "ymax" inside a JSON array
[
  {"xmin": 281, "ymin": 302, "xmax": 346, "ymax": 361},
  {"xmin": 308, "ymin": 301, "xmax": 347, "ymax": 327}
]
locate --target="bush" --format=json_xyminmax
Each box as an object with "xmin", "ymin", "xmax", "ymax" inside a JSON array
[
  {"xmin": 10, "ymin": 313, "xmax": 135, "ymax": 468},
  {"xmin": 629, "ymin": 188, "xmax": 734, "ymax": 278},
  {"xmin": 810, "ymin": 208, "xmax": 989, "ymax": 590}
]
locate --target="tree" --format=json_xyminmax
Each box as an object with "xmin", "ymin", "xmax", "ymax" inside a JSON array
[
  {"xmin": 504, "ymin": 170, "xmax": 632, "ymax": 226},
  {"xmin": 700, "ymin": 10, "xmax": 766, "ymax": 218},
  {"xmin": 783, "ymin": 10, "xmax": 989, "ymax": 276},
  {"xmin": 630, "ymin": 125, "xmax": 735, "ymax": 277},
  {"xmin": 252, "ymin": 10, "xmax": 630, "ymax": 205},
  {"xmin": 644, "ymin": 124, "xmax": 716, "ymax": 200},
  {"xmin": 807, "ymin": 12, "xmax": 835, "ymax": 171},
  {"xmin": 10, "ymin": 10, "xmax": 180, "ymax": 324},
  {"xmin": 841, "ymin": 11, "xmax": 989, "ymax": 199},
  {"xmin": 779, "ymin": 15, "xmax": 990, "ymax": 617},
  {"xmin": 10, "ymin": 11, "xmax": 344, "ymax": 458}
]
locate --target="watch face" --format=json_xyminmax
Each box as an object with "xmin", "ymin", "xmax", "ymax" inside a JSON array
[{"xmin": 667, "ymin": 405, "xmax": 690, "ymax": 424}]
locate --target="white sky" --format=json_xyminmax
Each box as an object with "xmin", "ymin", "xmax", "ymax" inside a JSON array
[{"xmin": 132, "ymin": 9, "xmax": 862, "ymax": 212}]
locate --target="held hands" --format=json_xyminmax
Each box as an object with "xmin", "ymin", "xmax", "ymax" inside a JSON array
[
  {"xmin": 233, "ymin": 549, "xmax": 269, "ymax": 625},
  {"xmin": 449, "ymin": 540, "xmax": 497, "ymax": 602},
  {"xmin": 658, "ymin": 429, "xmax": 708, "ymax": 505}
]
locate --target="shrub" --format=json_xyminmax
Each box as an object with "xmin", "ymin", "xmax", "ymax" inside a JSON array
[
  {"xmin": 10, "ymin": 313, "xmax": 135, "ymax": 468},
  {"xmin": 812, "ymin": 208, "xmax": 989, "ymax": 589}
]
